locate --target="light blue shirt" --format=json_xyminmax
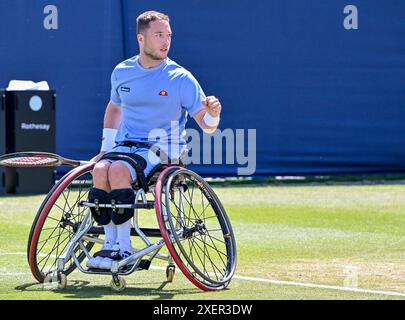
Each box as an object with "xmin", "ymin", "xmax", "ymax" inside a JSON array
[{"xmin": 110, "ymin": 55, "xmax": 206, "ymax": 159}]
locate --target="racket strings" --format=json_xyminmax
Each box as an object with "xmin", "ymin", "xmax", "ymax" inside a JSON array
[{"xmin": 1, "ymin": 156, "xmax": 57, "ymax": 167}]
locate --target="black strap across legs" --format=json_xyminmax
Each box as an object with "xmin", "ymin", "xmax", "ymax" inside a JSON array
[{"xmin": 99, "ymin": 152, "xmax": 149, "ymax": 191}]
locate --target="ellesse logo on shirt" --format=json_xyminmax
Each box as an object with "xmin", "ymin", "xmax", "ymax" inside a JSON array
[
  {"xmin": 120, "ymin": 87, "xmax": 130, "ymax": 92},
  {"xmin": 159, "ymin": 90, "xmax": 168, "ymax": 96}
]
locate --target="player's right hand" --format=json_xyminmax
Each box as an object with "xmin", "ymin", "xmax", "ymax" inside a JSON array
[{"xmin": 202, "ymin": 96, "xmax": 221, "ymax": 117}]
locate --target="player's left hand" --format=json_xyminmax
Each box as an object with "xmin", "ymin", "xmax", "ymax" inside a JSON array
[{"xmin": 202, "ymin": 96, "xmax": 221, "ymax": 117}]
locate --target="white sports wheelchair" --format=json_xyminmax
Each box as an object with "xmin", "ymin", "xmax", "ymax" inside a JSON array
[{"xmin": 12, "ymin": 151, "xmax": 238, "ymax": 292}]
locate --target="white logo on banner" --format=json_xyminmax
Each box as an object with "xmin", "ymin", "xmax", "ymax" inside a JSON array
[
  {"xmin": 147, "ymin": 122, "xmax": 257, "ymax": 176},
  {"xmin": 21, "ymin": 123, "xmax": 51, "ymax": 131},
  {"xmin": 343, "ymin": 5, "xmax": 358, "ymax": 30},
  {"xmin": 29, "ymin": 96, "xmax": 43, "ymax": 111},
  {"xmin": 43, "ymin": 5, "xmax": 59, "ymax": 30}
]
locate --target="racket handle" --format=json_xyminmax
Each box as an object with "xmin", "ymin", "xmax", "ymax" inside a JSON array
[{"xmin": 79, "ymin": 161, "xmax": 92, "ymax": 166}]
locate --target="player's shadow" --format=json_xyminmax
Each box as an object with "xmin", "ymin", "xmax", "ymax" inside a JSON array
[{"xmin": 15, "ymin": 280, "xmax": 201, "ymax": 300}]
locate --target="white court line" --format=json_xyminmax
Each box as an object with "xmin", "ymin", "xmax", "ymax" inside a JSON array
[
  {"xmin": 232, "ymin": 274, "xmax": 405, "ymax": 298},
  {"xmin": 1, "ymin": 252, "xmax": 405, "ymax": 298},
  {"xmin": 148, "ymin": 266, "xmax": 405, "ymax": 298}
]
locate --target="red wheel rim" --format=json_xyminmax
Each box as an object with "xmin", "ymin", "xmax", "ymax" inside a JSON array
[
  {"xmin": 155, "ymin": 166, "xmax": 225, "ymax": 291},
  {"xmin": 28, "ymin": 163, "xmax": 95, "ymax": 282}
]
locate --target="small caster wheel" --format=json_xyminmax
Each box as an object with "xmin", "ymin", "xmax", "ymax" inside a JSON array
[
  {"xmin": 110, "ymin": 275, "xmax": 126, "ymax": 292},
  {"xmin": 57, "ymin": 273, "xmax": 67, "ymax": 290},
  {"xmin": 166, "ymin": 265, "xmax": 175, "ymax": 282}
]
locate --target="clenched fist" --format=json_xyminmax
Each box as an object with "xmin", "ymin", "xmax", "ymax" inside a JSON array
[{"xmin": 202, "ymin": 96, "xmax": 221, "ymax": 117}]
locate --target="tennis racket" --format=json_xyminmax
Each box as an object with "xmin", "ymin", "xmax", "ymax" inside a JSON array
[{"xmin": 0, "ymin": 152, "xmax": 90, "ymax": 168}]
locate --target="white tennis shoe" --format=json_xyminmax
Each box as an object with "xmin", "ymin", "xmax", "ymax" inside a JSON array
[{"xmin": 86, "ymin": 241, "xmax": 116, "ymax": 269}]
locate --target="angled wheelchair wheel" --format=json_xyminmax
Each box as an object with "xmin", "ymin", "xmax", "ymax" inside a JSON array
[
  {"xmin": 155, "ymin": 166, "xmax": 237, "ymax": 291},
  {"xmin": 27, "ymin": 163, "xmax": 96, "ymax": 283}
]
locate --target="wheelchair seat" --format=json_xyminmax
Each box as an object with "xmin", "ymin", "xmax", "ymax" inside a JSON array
[{"xmin": 132, "ymin": 161, "xmax": 186, "ymax": 191}]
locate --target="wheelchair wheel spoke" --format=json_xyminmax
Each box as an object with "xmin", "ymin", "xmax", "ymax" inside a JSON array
[
  {"xmin": 169, "ymin": 198, "xmax": 194, "ymax": 227},
  {"xmin": 187, "ymin": 237, "xmax": 209, "ymax": 277},
  {"xmin": 54, "ymin": 231, "xmax": 77, "ymax": 266},
  {"xmin": 187, "ymin": 238, "xmax": 196, "ymax": 267},
  {"xmin": 61, "ymin": 190, "xmax": 78, "ymax": 223},
  {"xmin": 59, "ymin": 188, "xmax": 79, "ymax": 224},
  {"xmin": 201, "ymin": 201, "xmax": 211, "ymax": 220},
  {"xmin": 29, "ymin": 167, "xmax": 96, "ymax": 283},
  {"xmin": 38, "ymin": 227, "xmax": 69, "ymax": 268},
  {"xmin": 41, "ymin": 226, "xmax": 63, "ymax": 231},
  {"xmin": 192, "ymin": 232, "xmax": 227, "ymax": 260},
  {"xmin": 52, "ymin": 202, "xmax": 75, "ymax": 223},
  {"xmin": 37, "ymin": 231, "xmax": 65, "ymax": 245},
  {"xmin": 191, "ymin": 235, "xmax": 213, "ymax": 278},
  {"xmin": 203, "ymin": 235, "xmax": 228, "ymax": 270},
  {"xmin": 188, "ymin": 235, "xmax": 223, "ymax": 280},
  {"xmin": 193, "ymin": 235, "xmax": 227, "ymax": 267},
  {"xmin": 181, "ymin": 195, "xmax": 200, "ymax": 222},
  {"xmin": 75, "ymin": 184, "xmax": 90, "ymax": 220},
  {"xmin": 201, "ymin": 215, "xmax": 219, "ymax": 220},
  {"xmin": 205, "ymin": 228, "xmax": 223, "ymax": 232},
  {"xmin": 189, "ymin": 236, "xmax": 205, "ymax": 270},
  {"xmin": 180, "ymin": 185, "xmax": 202, "ymax": 221},
  {"xmin": 38, "ymin": 220, "xmax": 74, "ymax": 271},
  {"xmin": 36, "ymin": 222, "xmax": 63, "ymax": 253},
  {"xmin": 39, "ymin": 229, "xmax": 72, "ymax": 262},
  {"xmin": 44, "ymin": 215, "xmax": 63, "ymax": 223},
  {"xmin": 159, "ymin": 168, "xmax": 236, "ymax": 289},
  {"xmin": 61, "ymin": 187, "xmax": 73, "ymax": 216},
  {"xmin": 186, "ymin": 180, "xmax": 196, "ymax": 223},
  {"xmin": 202, "ymin": 232, "xmax": 226, "ymax": 245}
]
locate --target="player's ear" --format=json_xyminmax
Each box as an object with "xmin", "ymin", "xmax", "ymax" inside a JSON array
[{"xmin": 137, "ymin": 33, "xmax": 144, "ymax": 45}]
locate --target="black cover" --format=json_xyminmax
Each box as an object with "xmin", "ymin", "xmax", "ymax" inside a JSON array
[{"xmin": 0, "ymin": 90, "xmax": 56, "ymax": 194}]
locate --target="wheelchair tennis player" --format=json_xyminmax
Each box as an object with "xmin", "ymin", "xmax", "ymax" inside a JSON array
[{"xmin": 86, "ymin": 10, "xmax": 222, "ymax": 270}]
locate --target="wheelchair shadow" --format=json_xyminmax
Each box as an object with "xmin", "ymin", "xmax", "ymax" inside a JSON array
[{"xmin": 15, "ymin": 280, "xmax": 201, "ymax": 300}]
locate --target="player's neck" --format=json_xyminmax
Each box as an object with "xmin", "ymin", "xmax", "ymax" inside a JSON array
[{"xmin": 138, "ymin": 54, "xmax": 165, "ymax": 69}]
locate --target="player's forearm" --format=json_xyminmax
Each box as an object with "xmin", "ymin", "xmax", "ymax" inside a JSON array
[
  {"xmin": 99, "ymin": 102, "xmax": 121, "ymax": 152},
  {"xmin": 103, "ymin": 101, "xmax": 122, "ymax": 129}
]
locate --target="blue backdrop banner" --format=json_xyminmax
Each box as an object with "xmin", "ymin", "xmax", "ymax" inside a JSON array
[{"xmin": 1, "ymin": 1, "xmax": 404, "ymax": 177}]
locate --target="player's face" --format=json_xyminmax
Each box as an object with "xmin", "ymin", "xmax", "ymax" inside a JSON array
[{"xmin": 142, "ymin": 20, "xmax": 172, "ymax": 61}]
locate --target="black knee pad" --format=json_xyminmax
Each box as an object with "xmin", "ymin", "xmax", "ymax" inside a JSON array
[
  {"xmin": 88, "ymin": 187, "xmax": 111, "ymax": 225},
  {"xmin": 109, "ymin": 188, "xmax": 135, "ymax": 225}
]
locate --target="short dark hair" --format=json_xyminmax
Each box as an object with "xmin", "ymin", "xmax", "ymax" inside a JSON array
[{"xmin": 136, "ymin": 11, "xmax": 170, "ymax": 34}]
